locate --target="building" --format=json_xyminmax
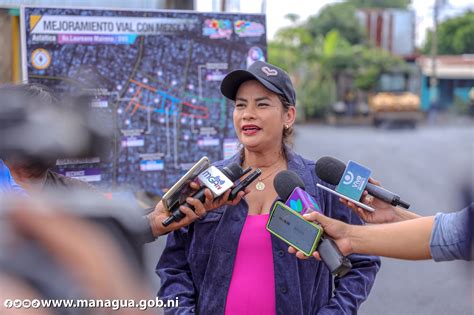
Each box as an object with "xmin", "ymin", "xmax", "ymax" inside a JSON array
[
  {"xmin": 417, "ymin": 55, "xmax": 474, "ymax": 110},
  {"xmin": 356, "ymin": 8, "xmax": 417, "ymax": 60}
]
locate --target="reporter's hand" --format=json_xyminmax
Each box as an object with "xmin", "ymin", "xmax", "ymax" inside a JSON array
[
  {"xmin": 288, "ymin": 211, "xmax": 353, "ymax": 260},
  {"xmin": 188, "ymin": 181, "xmax": 249, "ymax": 211},
  {"xmin": 148, "ymin": 200, "xmax": 204, "ymax": 237},
  {"xmin": 339, "ymin": 177, "xmax": 399, "ymax": 224},
  {"xmin": 149, "ymin": 183, "xmax": 249, "ymax": 237}
]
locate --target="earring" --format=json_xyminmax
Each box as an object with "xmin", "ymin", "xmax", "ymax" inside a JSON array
[{"xmin": 285, "ymin": 124, "xmax": 289, "ymax": 129}]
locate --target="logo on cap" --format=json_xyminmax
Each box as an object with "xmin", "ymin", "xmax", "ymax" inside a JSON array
[{"xmin": 261, "ymin": 66, "xmax": 278, "ymax": 77}]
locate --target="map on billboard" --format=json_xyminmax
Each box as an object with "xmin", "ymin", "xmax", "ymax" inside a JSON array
[{"xmin": 21, "ymin": 7, "xmax": 266, "ymax": 194}]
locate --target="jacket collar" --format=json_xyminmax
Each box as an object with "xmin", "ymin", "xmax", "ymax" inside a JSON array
[{"xmin": 225, "ymin": 145, "xmax": 307, "ymax": 179}]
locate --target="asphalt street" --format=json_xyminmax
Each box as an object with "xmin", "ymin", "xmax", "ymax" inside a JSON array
[{"xmin": 144, "ymin": 122, "xmax": 473, "ymax": 314}]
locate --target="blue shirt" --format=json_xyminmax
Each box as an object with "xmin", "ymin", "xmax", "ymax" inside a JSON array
[
  {"xmin": 430, "ymin": 203, "xmax": 473, "ymax": 262},
  {"xmin": 156, "ymin": 149, "xmax": 381, "ymax": 314},
  {"xmin": 0, "ymin": 160, "xmax": 25, "ymax": 195}
]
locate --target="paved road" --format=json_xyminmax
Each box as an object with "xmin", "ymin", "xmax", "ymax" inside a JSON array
[
  {"xmin": 144, "ymin": 123, "xmax": 473, "ymax": 314},
  {"xmin": 293, "ymin": 123, "xmax": 473, "ymax": 315}
]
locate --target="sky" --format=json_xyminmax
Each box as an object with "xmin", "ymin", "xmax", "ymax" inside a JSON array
[{"xmin": 196, "ymin": 0, "xmax": 474, "ymax": 47}]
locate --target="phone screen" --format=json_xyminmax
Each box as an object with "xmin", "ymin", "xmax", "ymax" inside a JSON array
[
  {"xmin": 267, "ymin": 202, "xmax": 322, "ymax": 255},
  {"xmin": 162, "ymin": 157, "xmax": 210, "ymax": 210}
]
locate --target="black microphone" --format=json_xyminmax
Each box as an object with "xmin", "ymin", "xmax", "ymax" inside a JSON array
[
  {"xmin": 273, "ymin": 170, "xmax": 352, "ymax": 277},
  {"xmin": 315, "ymin": 156, "xmax": 410, "ymax": 209},
  {"xmin": 273, "ymin": 169, "xmax": 306, "ymax": 200},
  {"xmin": 162, "ymin": 163, "xmax": 245, "ymax": 226}
]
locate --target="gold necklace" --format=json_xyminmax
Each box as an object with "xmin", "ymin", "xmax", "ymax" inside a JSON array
[{"xmin": 255, "ymin": 163, "xmax": 283, "ymax": 191}]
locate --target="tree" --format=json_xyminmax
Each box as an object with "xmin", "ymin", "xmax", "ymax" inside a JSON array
[
  {"xmin": 297, "ymin": 30, "xmax": 353, "ymax": 118},
  {"xmin": 353, "ymin": 46, "xmax": 405, "ymax": 90},
  {"xmin": 269, "ymin": 21, "xmax": 313, "ymax": 72},
  {"xmin": 305, "ymin": 3, "xmax": 366, "ymax": 45},
  {"xmin": 348, "ymin": 0, "xmax": 411, "ymax": 9},
  {"xmin": 298, "ymin": 62, "xmax": 337, "ymax": 118},
  {"xmin": 284, "ymin": 13, "xmax": 300, "ymax": 24},
  {"xmin": 423, "ymin": 11, "xmax": 474, "ymax": 55},
  {"xmin": 268, "ymin": 1, "xmax": 408, "ymax": 118}
]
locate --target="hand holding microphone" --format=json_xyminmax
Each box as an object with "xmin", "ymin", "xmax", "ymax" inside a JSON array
[
  {"xmin": 315, "ymin": 156, "xmax": 417, "ymax": 224},
  {"xmin": 315, "ymin": 156, "xmax": 410, "ymax": 209},
  {"xmin": 339, "ymin": 177, "xmax": 420, "ymax": 224},
  {"xmin": 162, "ymin": 163, "xmax": 261, "ymax": 227}
]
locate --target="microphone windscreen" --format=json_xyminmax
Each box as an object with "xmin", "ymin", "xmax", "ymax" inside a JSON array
[
  {"xmin": 221, "ymin": 162, "xmax": 244, "ymax": 181},
  {"xmin": 273, "ymin": 170, "xmax": 305, "ymax": 200},
  {"xmin": 315, "ymin": 156, "xmax": 346, "ymax": 186}
]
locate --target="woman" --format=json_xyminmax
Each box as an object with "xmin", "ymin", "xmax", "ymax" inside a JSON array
[{"xmin": 157, "ymin": 61, "xmax": 380, "ymax": 314}]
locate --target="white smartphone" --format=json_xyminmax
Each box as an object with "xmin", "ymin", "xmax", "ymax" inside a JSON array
[
  {"xmin": 162, "ymin": 157, "xmax": 210, "ymax": 211},
  {"xmin": 316, "ymin": 183, "xmax": 375, "ymax": 212}
]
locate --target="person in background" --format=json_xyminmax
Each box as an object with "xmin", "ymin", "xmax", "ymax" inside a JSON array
[{"xmin": 0, "ymin": 83, "xmax": 235, "ymax": 241}]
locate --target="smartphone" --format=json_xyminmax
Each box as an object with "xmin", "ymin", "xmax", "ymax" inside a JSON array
[
  {"xmin": 162, "ymin": 157, "xmax": 210, "ymax": 211},
  {"xmin": 266, "ymin": 201, "xmax": 323, "ymax": 256}
]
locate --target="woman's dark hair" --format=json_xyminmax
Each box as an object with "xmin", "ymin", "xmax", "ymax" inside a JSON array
[
  {"xmin": 278, "ymin": 94, "xmax": 294, "ymax": 159},
  {"xmin": 278, "ymin": 95, "xmax": 294, "ymax": 148}
]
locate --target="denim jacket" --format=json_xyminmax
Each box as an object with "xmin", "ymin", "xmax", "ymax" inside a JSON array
[{"xmin": 156, "ymin": 149, "xmax": 381, "ymax": 314}]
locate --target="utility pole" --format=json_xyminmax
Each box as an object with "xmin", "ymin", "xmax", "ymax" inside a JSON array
[
  {"xmin": 261, "ymin": 0, "xmax": 266, "ymax": 14},
  {"xmin": 429, "ymin": 0, "xmax": 445, "ymax": 111},
  {"xmin": 430, "ymin": 0, "xmax": 439, "ymax": 96}
]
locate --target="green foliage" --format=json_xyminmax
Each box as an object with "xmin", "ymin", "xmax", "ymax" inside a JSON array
[
  {"xmin": 423, "ymin": 11, "xmax": 474, "ymax": 54},
  {"xmin": 348, "ymin": 0, "xmax": 410, "ymax": 9},
  {"xmin": 284, "ymin": 13, "xmax": 300, "ymax": 23},
  {"xmin": 268, "ymin": 1, "xmax": 409, "ymax": 118},
  {"xmin": 354, "ymin": 46, "xmax": 405, "ymax": 90},
  {"xmin": 267, "ymin": 41, "xmax": 300, "ymax": 73},
  {"xmin": 355, "ymin": 66, "xmax": 380, "ymax": 90},
  {"xmin": 296, "ymin": 30, "xmax": 352, "ymax": 116},
  {"xmin": 305, "ymin": 3, "xmax": 365, "ymax": 45},
  {"xmin": 453, "ymin": 21, "xmax": 474, "ymax": 54},
  {"xmin": 320, "ymin": 30, "xmax": 357, "ymax": 72},
  {"xmin": 273, "ymin": 24, "xmax": 314, "ymax": 49},
  {"xmin": 298, "ymin": 63, "xmax": 337, "ymax": 117}
]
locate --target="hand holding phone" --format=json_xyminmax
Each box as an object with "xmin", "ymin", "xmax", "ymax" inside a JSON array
[{"xmin": 266, "ymin": 201, "xmax": 323, "ymax": 256}]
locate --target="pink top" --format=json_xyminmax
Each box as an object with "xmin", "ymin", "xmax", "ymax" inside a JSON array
[{"xmin": 225, "ymin": 214, "xmax": 276, "ymax": 315}]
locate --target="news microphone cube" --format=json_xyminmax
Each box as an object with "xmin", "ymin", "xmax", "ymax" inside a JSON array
[
  {"xmin": 285, "ymin": 187, "xmax": 321, "ymax": 215},
  {"xmin": 197, "ymin": 166, "xmax": 233, "ymax": 197}
]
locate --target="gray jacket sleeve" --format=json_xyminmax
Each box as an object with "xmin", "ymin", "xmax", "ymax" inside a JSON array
[{"xmin": 430, "ymin": 203, "xmax": 473, "ymax": 262}]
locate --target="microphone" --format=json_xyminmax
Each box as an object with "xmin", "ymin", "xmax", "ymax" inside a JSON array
[
  {"xmin": 273, "ymin": 170, "xmax": 352, "ymax": 277},
  {"xmin": 162, "ymin": 163, "xmax": 245, "ymax": 226},
  {"xmin": 273, "ymin": 171, "xmax": 321, "ymax": 215},
  {"xmin": 315, "ymin": 156, "xmax": 410, "ymax": 209}
]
